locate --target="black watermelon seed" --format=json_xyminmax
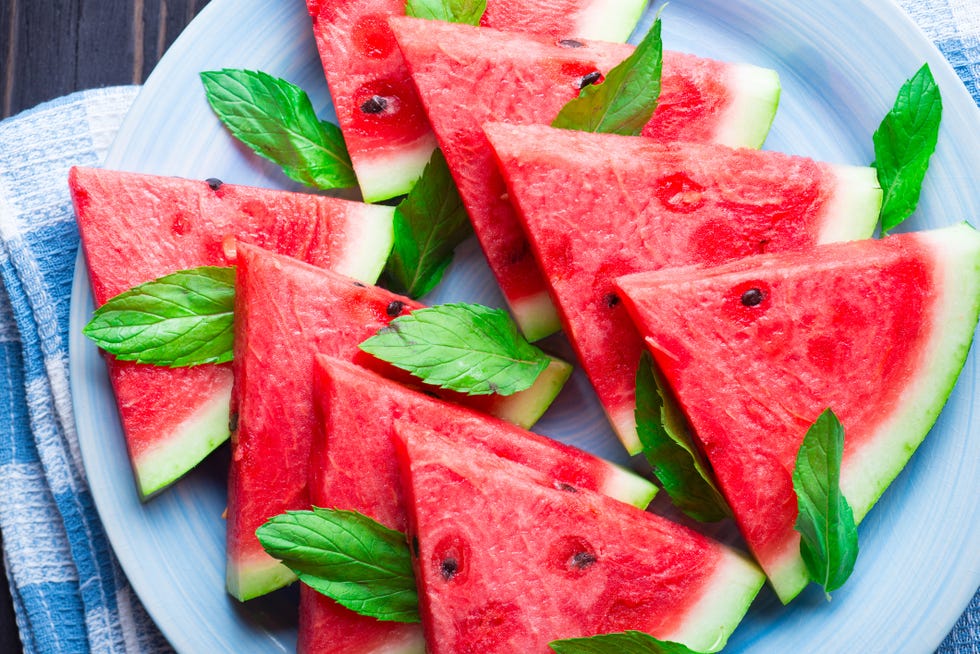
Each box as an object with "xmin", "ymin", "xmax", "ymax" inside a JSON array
[
  {"xmin": 386, "ymin": 300, "xmax": 405, "ymax": 317},
  {"xmin": 604, "ymin": 293, "xmax": 620, "ymax": 308},
  {"xmin": 360, "ymin": 95, "xmax": 388, "ymax": 114},
  {"xmin": 412, "ymin": 535, "xmax": 420, "ymax": 558},
  {"xmin": 353, "ymin": 281, "xmax": 366, "ymax": 288},
  {"xmin": 741, "ymin": 288, "xmax": 766, "ymax": 307},
  {"xmin": 571, "ymin": 551, "xmax": 597, "ymax": 570},
  {"xmin": 440, "ymin": 557, "xmax": 459, "ymax": 580},
  {"xmin": 228, "ymin": 411, "xmax": 238, "ymax": 432},
  {"xmin": 578, "ymin": 71, "xmax": 602, "ymax": 88},
  {"xmin": 205, "ymin": 177, "xmax": 223, "ymax": 190},
  {"xmin": 555, "ymin": 481, "xmax": 579, "ymax": 493},
  {"xmin": 558, "ymin": 39, "xmax": 585, "ymax": 48}
]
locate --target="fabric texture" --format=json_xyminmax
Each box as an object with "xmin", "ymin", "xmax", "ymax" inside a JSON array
[{"xmin": 0, "ymin": 1, "xmax": 977, "ymax": 652}]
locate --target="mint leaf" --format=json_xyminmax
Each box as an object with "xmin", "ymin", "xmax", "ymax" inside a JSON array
[
  {"xmin": 551, "ymin": 10, "xmax": 664, "ymax": 135},
  {"xmin": 201, "ymin": 69, "xmax": 356, "ymax": 190},
  {"xmin": 550, "ymin": 631, "xmax": 704, "ymax": 654},
  {"xmin": 793, "ymin": 408, "xmax": 859, "ymax": 597},
  {"xmin": 872, "ymin": 63, "xmax": 942, "ymax": 233},
  {"xmin": 406, "ymin": 0, "xmax": 485, "ymax": 25},
  {"xmin": 384, "ymin": 149, "xmax": 473, "ymax": 298},
  {"xmin": 83, "ymin": 266, "xmax": 235, "ymax": 367},
  {"xmin": 359, "ymin": 303, "xmax": 550, "ymax": 395},
  {"xmin": 256, "ymin": 508, "xmax": 418, "ymax": 623},
  {"xmin": 635, "ymin": 352, "xmax": 729, "ymax": 522}
]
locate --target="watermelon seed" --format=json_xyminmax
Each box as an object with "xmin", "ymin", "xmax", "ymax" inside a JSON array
[
  {"xmin": 555, "ymin": 481, "xmax": 579, "ymax": 493},
  {"xmin": 360, "ymin": 95, "xmax": 389, "ymax": 114},
  {"xmin": 386, "ymin": 300, "xmax": 405, "ymax": 317},
  {"xmin": 205, "ymin": 177, "xmax": 223, "ymax": 190},
  {"xmin": 412, "ymin": 536, "xmax": 420, "ymax": 558},
  {"xmin": 741, "ymin": 288, "xmax": 766, "ymax": 307},
  {"xmin": 228, "ymin": 411, "xmax": 238, "ymax": 432},
  {"xmin": 604, "ymin": 293, "xmax": 620, "ymax": 308},
  {"xmin": 571, "ymin": 551, "xmax": 597, "ymax": 570},
  {"xmin": 558, "ymin": 39, "xmax": 585, "ymax": 48},
  {"xmin": 440, "ymin": 557, "xmax": 460, "ymax": 580},
  {"xmin": 577, "ymin": 71, "xmax": 603, "ymax": 89}
]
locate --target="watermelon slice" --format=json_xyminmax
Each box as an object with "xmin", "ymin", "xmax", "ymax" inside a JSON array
[
  {"xmin": 484, "ymin": 122, "xmax": 882, "ymax": 453},
  {"xmin": 305, "ymin": 0, "xmax": 647, "ymax": 202},
  {"xmin": 394, "ymin": 423, "xmax": 766, "ymax": 653},
  {"xmin": 392, "ymin": 17, "xmax": 781, "ymax": 340},
  {"xmin": 614, "ymin": 223, "xmax": 980, "ymax": 602},
  {"xmin": 70, "ymin": 166, "xmax": 394, "ymax": 498},
  {"xmin": 298, "ymin": 355, "xmax": 656, "ymax": 653},
  {"xmin": 227, "ymin": 244, "xmax": 572, "ymax": 600}
]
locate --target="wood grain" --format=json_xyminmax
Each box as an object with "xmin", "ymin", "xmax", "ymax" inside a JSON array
[{"xmin": 1, "ymin": 0, "xmax": 208, "ymax": 119}]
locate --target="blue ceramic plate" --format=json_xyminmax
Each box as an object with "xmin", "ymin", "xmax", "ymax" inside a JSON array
[{"xmin": 69, "ymin": 0, "xmax": 980, "ymax": 651}]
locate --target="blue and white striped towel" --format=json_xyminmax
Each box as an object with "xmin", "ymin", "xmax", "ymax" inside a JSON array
[{"xmin": 0, "ymin": 1, "xmax": 978, "ymax": 652}]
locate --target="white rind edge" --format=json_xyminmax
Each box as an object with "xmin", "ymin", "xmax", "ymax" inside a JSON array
[
  {"xmin": 510, "ymin": 289, "xmax": 562, "ymax": 343},
  {"xmin": 573, "ymin": 0, "xmax": 649, "ymax": 42},
  {"xmin": 842, "ymin": 222, "xmax": 980, "ymax": 520},
  {"xmin": 713, "ymin": 63, "xmax": 781, "ymax": 149},
  {"xmin": 600, "ymin": 463, "xmax": 659, "ymax": 509},
  {"xmin": 333, "ymin": 203, "xmax": 396, "ymax": 285},
  {"xmin": 818, "ymin": 165, "xmax": 883, "ymax": 244},
  {"xmin": 354, "ymin": 133, "xmax": 439, "ymax": 203},
  {"xmin": 135, "ymin": 384, "xmax": 232, "ymax": 499},
  {"xmin": 489, "ymin": 357, "xmax": 573, "ymax": 429},
  {"xmin": 227, "ymin": 553, "xmax": 297, "ymax": 602},
  {"xmin": 664, "ymin": 548, "xmax": 767, "ymax": 653}
]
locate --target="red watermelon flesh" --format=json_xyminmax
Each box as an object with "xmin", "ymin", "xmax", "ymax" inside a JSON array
[
  {"xmin": 298, "ymin": 355, "xmax": 655, "ymax": 653},
  {"xmin": 394, "ymin": 423, "xmax": 765, "ymax": 654},
  {"xmin": 306, "ymin": 0, "xmax": 647, "ymax": 202},
  {"xmin": 298, "ymin": 585, "xmax": 425, "ymax": 654},
  {"xmin": 391, "ymin": 17, "xmax": 781, "ymax": 340},
  {"xmin": 615, "ymin": 224, "xmax": 980, "ymax": 602},
  {"xmin": 227, "ymin": 245, "xmax": 572, "ymax": 601},
  {"xmin": 69, "ymin": 166, "xmax": 393, "ymax": 498},
  {"xmin": 484, "ymin": 122, "xmax": 882, "ymax": 454}
]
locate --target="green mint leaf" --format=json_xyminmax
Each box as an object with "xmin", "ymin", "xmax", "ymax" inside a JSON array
[
  {"xmin": 551, "ymin": 9, "xmax": 664, "ymax": 135},
  {"xmin": 201, "ymin": 69, "xmax": 357, "ymax": 190},
  {"xmin": 82, "ymin": 266, "xmax": 235, "ymax": 367},
  {"xmin": 550, "ymin": 631, "xmax": 704, "ymax": 654},
  {"xmin": 359, "ymin": 303, "xmax": 550, "ymax": 395},
  {"xmin": 635, "ymin": 352, "xmax": 729, "ymax": 522},
  {"xmin": 256, "ymin": 508, "xmax": 419, "ymax": 623},
  {"xmin": 405, "ymin": 0, "xmax": 485, "ymax": 25},
  {"xmin": 872, "ymin": 63, "xmax": 942, "ymax": 233},
  {"xmin": 384, "ymin": 149, "xmax": 473, "ymax": 298},
  {"xmin": 792, "ymin": 408, "xmax": 859, "ymax": 598}
]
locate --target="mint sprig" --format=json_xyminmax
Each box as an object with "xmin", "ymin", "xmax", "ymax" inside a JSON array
[
  {"xmin": 406, "ymin": 0, "xmax": 485, "ymax": 25},
  {"xmin": 551, "ymin": 10, "xmax": 664, "ymax": 134},
  {"xmin": 201, "ymin": 69, "xmax": 357, "ymax": 190},
  {"xmin": 872, "ymin": 63, "xmax": 942, "ymax": 233},
  {"xmin": 384, "ymin": 150, "xmax": 473, "ymax": 298},
  {"xmin": 359, "ymin": 303, "xmax": 551, "ymax": 395},
  {"xmin": 793, "ymin": 408, "xmax": 859, "ymax": 598},
  {"xmin": 635, "ymin": 352, "xmax": 729, "ymax": 523},
  {"xmin": 256, "ymin": 508, "xmax": 418, "ymax": 623},
  {"xmin": 83, "ymin": 266, "xmax": 235, "ymax": 367},
  {"xmin": 550, "ymin": 631, "xmax": 704, "ymax": 654}
]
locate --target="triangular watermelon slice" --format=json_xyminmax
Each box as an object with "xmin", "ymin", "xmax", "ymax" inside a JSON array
[
  {"xmin": 394, "ymin": 423, "xmax": 766, "ymax": 653},
  {"xmin": 392, "ymin": 17, "xmax": 781, "ymax": 340},
  {"xmin": 227, "ymin": 244, "xmax": 573, "ymax": 600},
  {"xmin": 305, "ymin": 0, "xmax": 647, "ymax": 202},
  {"xmin": 615, "ymin": 224, "xmax": 980, "ymax": 602},
  {"xmin": 298, "ymin": 355, "xmax": 656, "ymax": 653},
  {"xmin": 484, "ymin": 122, "xmax": 882, "ymax": 453},
  {"xmin": 70, "ymin": 166, "xmax": 394, "ymax": 498}
]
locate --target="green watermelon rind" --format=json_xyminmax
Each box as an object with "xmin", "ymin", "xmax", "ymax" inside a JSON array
[
  {"xmin": 510, "ymin": 290, "xmax": 564, "ymax": 345},
  {"xmin": 227, "ymin": 554, "xmax": 297, "ymax": 603},
  {"xmin": 354, "ymin": 134, "xmax": 439, "ymax": 204},
  {"xmin": 489, "ymin": 356, "xmax": 574, "ymax": 428},
  {"xmin": 818, "ymin": 164, "xmax": 884, "ymax": 244},
  {"xmin": 713, "ymin": 63, "xmax": 781, "ymax": 150},
  {"xmin": 572, "ymin": 0, "xmax": 649, "ymax": 43},
  {"xmin": 329, "ymin": 203, "xmax": 397, "ymax": 282},
  {"xmin": 664, "ymin": 548, "xmax": 766, "ymax": 653},
  {"xmin": 134, "ymin": 387, "xmax": 231, "ymax": 498}
]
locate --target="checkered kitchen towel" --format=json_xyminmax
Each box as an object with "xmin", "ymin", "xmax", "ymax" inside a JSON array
[{"xmin": 0, "ymin": 1, "xmax": 978, "ymax": 653}]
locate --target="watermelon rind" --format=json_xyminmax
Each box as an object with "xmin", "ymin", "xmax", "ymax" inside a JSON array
[
  {"xmin": 227, "ymin": 553, "xmax": 297, "ymax": 604},
  {"xmin": 841, "ymin": 222, "xmax": 980, "ymax": 519},
  {"xmin": 572, "ymin": 0, "xmax": 649, "ymax": 42},
  {"xmin": 353, "ymin": 135, "xmax": 438, "ymax": 204},
  {"xmin": 134, "ymin": 390, "xmax": 230, "ymax": 498},
  {"xmin": 488, "ymin": 357, "xmax": 573, "ymax": 428},
  {"xmin": 664, "ymin": 548, "xmax": 766, "ymax": 653},
  {"xmin": 713, "ymin": 64, "xmax": 781, "ymax": 149},
  {"xmin": 818, "ymin": 164, "xmax": 883, "ymax": 244},
  {"xmin": 328, "ymin": 202, "xmax": 397, "ymax": 282},
  {"xmin": 511, "ymin": 290, "xmax": 563, "ymax": 345}
]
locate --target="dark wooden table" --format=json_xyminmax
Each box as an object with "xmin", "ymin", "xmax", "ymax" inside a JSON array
[{"xmin": 0, "ymin": 1, "xmax": 208, "ymax": 649}]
